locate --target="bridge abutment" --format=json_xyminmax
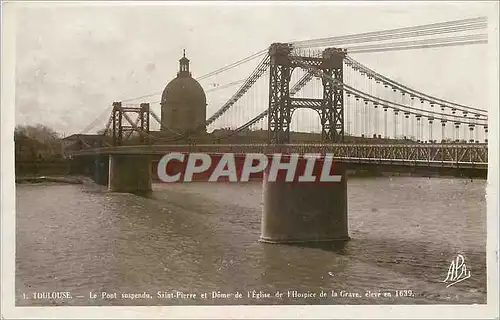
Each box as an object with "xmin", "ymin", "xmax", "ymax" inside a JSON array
[
  {"xmin": 108, "ymin": 154, "xmax": 152, "ymax": 193},
  {"xmin": 260, "ymin": 164, "xmax": 349, "ymax": 244}
]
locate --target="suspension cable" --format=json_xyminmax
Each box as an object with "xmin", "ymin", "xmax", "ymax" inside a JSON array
[
  {"xmin": 346, "ymin": 50, "xmax": 488, "ymax": 115},
  {"xmin": 292, "ymin": 16, "xmax": 486, "ymax": 47},
  {"xmin": 290, "ymin": 55, "xmax": 486, "ymax": 126}
]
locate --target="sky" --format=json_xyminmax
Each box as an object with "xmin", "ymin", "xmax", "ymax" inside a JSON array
[{"xmin": 10, "ymin": 1, "xmax": 496, "ymax": 136}]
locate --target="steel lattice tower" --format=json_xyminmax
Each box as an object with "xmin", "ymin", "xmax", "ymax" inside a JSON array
[
  {"xmin": 268, "ymin": 43, "xmax": 346, "ymax": 144},
  {"xmin": 321, "ymin": 48, "xmax": 345, "ymax": 143},
  {"xmin": 112, "ymin": 102, "xmax": 151, "ymax": 146}
]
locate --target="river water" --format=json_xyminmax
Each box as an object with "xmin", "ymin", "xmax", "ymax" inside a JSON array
[{"xmin": 15, "ymin": 177, "xmax": 486, "ymax": 306}]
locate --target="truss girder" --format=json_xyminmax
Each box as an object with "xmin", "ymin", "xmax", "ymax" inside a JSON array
[
  {"xmin": 290, "ymin": 98, "xmax": 323, "ymax": 109},
  {"xmin": 74, "ymin": 143, "xmax": 488, "ymax": 169}
]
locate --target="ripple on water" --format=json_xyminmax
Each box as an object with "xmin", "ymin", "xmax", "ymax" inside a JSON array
[{"xmin": 15, "ymin": 177, "xmax": 486, "ymax": 305}]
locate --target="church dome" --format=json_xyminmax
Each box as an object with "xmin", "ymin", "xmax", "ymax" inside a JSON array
[
  {"xmin": 161, "ymin": 77, "xmax": 206, "ymax": 107},
  {"xmin": 160, "ymin": 51, "xmax": 207, "ymax": 135}
]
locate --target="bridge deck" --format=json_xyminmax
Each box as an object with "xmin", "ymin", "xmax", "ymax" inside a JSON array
[{"xmin": 70, "ymin": 143, "xmax": 488, "ymax": 170}]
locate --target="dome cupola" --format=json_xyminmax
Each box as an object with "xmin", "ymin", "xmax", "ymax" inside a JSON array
[
  {"xmin": 178, "ymin": 50, "xmax": 191, "ymax": 77},
  {"xmin": 160, "ymin": 50, "xmax": 207, "ymax": 135}
]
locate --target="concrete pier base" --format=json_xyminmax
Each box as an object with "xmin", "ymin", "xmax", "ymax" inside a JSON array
[
  {"xmin": 93, "ymin": 155, "xmax": 109, "ymax": 186},
  {"xmin": 108, "ymin": 154, "xmax": 152, "ymax": 193},
  {"xmin": 260, "ymin": 165, "xmax": 349, "ymax": 244}
]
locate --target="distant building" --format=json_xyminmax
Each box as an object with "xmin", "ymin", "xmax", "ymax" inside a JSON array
[{"xmin": 160, "ymin": 50, "xmax": 207, "ymax": 136}]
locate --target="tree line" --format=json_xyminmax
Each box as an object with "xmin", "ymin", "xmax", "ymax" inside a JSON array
[{"xmin": 14, "ymin": 124, "xmax": 63, "ymax": 162}]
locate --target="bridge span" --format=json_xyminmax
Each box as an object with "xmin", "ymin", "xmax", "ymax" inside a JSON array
[{"xmin": 71, "ymin": 142, "xmax": 488, "ymax": 170}]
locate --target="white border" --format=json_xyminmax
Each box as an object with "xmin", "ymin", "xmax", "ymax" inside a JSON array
[{"xmin": 1, "ymin": 1, "xmax": 499, "ymax": 319}]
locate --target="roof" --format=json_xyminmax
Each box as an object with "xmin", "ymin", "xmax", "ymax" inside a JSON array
[{"xmin": 161, "ymin": 76, "xmax": 206, "ymax": 106}]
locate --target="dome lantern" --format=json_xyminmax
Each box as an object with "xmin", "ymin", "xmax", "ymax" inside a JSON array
[{"xmin": 178, "ymin": 49, "xmax": 191, "ymax": 77}]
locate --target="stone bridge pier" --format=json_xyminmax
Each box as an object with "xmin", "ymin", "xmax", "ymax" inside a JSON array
[
  {"xmin": 260, "ymin": 161, "xmax": 349, "ymax": 243},
  {"xmin": 77, "ymin": 154, "xmax": 152, "ymax": 193},
  {"xmin": 108, "ymin": 154, "xmax": 152, "ymax": 193},
  {"xmin": 93, "ymin": 155, "xmax": 109, "ymax": 186},
  {"xmin": 71, "ymin": 155, "xmax": 109, "ymax": 185}
]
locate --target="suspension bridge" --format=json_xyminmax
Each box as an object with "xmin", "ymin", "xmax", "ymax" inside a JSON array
[
  {"xmin": 69, "ymin": 16, "xmax": 488, "ymax": 156},
  {"xmin": 65, "ymin": 16, "xmax": 490, "ymax": 243}
]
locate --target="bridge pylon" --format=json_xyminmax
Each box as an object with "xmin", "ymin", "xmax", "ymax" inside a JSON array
[
  {"xmin": 111, "ymin": 102, "xmax": 151, "ymax": 146},
  {"xmin": 321, "ymin": 48, "xmax": 346, "ymax": 143},
  {"xmin": 268, "ymin": 43, "xmax": 293, "ymax": 145},
  {"xmin": 267, "ymin": 43, "xmax": 346, "ymax": 144}
]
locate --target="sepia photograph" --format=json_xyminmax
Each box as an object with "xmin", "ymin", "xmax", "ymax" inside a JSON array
[{"xmin": 1, "ymin": 1, "xmax": 498, "ymax": 319}]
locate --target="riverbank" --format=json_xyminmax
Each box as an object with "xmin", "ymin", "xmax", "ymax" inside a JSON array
[{"xmin": 15, "ymin": 175, "xmax": 86, "ymax": 185}]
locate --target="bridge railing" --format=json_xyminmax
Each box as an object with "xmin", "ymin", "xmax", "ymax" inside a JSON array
[{"xmin": 69, "ymin": 143, "xmax": 488, "ymax": 169}]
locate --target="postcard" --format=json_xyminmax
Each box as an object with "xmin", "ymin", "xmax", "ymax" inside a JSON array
[{"xmin": 1, "ymin": 1, "xmax": 498, "ymax": 319}]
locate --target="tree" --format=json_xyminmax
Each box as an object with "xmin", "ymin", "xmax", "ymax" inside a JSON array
[{"xmin": 14, "ymin": 124, "xmax": 62, "ymax": 161}]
